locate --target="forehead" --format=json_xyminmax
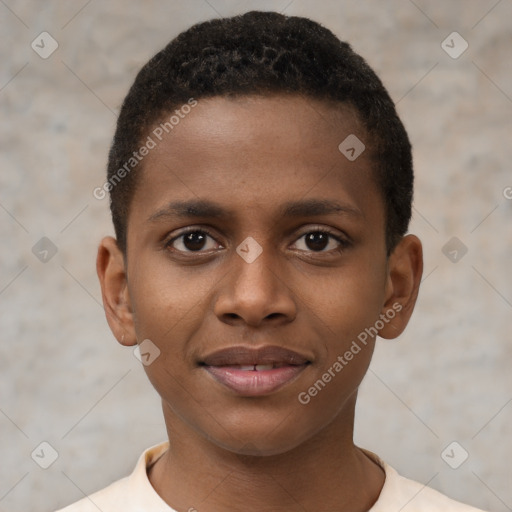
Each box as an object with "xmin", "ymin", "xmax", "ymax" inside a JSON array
[
  {"xmin": 148, "ymin": 95, "xmax": 366, "ymax": 168},
  {"xmin": 130, "ymin": 95, "xmax": 382, "ymax": 229}
]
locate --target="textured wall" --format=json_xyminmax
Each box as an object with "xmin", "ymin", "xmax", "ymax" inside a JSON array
[{"xmin": 1, "ymin": 1, "xmax": 511, "ymax": 511}]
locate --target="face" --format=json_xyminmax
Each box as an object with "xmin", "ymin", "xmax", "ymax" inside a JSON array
[{"xmin": 98, "ymin": 95, "xmax": 422, "ymax": 456}]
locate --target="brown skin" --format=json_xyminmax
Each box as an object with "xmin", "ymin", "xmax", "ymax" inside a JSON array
[{"xmin": 97, "ymin": 95, "xmax": 423, "ymax": 511}]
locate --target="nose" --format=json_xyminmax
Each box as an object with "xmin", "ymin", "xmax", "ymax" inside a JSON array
[{"xmin": 213, "ymin": 244, "xmax": 297, "ymax": 328}]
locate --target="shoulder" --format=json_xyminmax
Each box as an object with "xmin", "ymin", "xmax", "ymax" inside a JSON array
[
  {"xmin": 54, "ymin": 475, "xmax": 133, "ymax": 512},
  {"xmin": 362, "ymin": 449, "xmax": 488, "ymax": 512},
  {"xmin": 382, "ymin": 471, "xmax": 488, "ymax": 511},
  {"xmin": 54, "ymin": 441, "xmax": 173, "ymax": 512}
]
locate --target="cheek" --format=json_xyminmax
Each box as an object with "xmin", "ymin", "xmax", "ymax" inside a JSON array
[
  {"xmin": 288, "ymin": 262, "xmax": 386, "ymax": 412},
  {"xmin": 301, "ymin": 258, "xmax": 387, "ymax": 347},
  {"xmin": 128, "ymin": 259, "xmax": 208, "ymax": 340}
]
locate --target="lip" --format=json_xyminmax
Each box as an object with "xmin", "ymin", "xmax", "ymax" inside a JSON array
[
  {"xmin": 201, "ymin": 345, "xmax": 310, "ymax": 366},
  {"xmin": 200, "ymin": 345, "xmax": 311, "ymax": 396}
]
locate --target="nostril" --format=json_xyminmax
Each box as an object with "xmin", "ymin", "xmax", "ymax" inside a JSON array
[{"xmin": 266, "ymin": 312, "xmax": 284, "ymax": 320}]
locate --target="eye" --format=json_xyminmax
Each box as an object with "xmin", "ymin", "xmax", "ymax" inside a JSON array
[
  {"xmin": 292, "ymin": 229, "xmax": 349, "ymax": 253},
  {"xmin": 165, "ymin": 229, "xmax": 221, "ymax": 253}
]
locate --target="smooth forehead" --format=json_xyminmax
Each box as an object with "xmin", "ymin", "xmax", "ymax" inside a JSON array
[
  {"xmin": 141, "ymin": 94, "xmax": 374, "ymax": 183},
  {"xmin": 131, "ymin": 94, "xmax": 382, "ymax": 228},
  {"xmin": 151, "ymin": 94, "xmax": 367, "ymax": 153}
]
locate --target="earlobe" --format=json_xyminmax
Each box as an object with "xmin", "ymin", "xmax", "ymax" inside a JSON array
[
  {"xmin": 96, "ymin": 236, "xmax": 137, "ymax": 346},
  {"xmin": 378, "ymin": 234, "xmax": 423, "ymax": 340}
]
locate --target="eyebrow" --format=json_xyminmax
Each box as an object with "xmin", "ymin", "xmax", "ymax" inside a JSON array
[
  {"xmin": 148, "ymin": 199, "xmax": 229, "ymax": 222},
  {"xmin": 147, "ymin": 198, "xmax": 363, "ymax": 223}
]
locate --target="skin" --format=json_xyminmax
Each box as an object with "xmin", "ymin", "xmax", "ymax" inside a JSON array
[{"xmin": 97, "ymin": 95, "xmax": 423, "ymax": 512}]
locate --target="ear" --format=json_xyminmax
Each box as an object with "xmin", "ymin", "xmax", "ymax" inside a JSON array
[
  {"xmin": 96, "ymin": 236, "xmax": 137, "ymax": 346},
  {"xmin": 378, "ymin": 234, "xmax": 423, "ymax": 339}
]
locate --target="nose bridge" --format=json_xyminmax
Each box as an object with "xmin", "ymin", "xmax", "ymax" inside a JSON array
[
  {"xmin": 214, "ymin": 236, "xmax": 296, "ymax": 325},
  {"xmin": 233, "ymin": 235, "xmax": 282, "ymax": 299}
]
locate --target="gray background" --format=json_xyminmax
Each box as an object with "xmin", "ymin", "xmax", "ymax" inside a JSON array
[{"xmin": 1, "ymin": 1, "xmax": 511, "ymax": 511}]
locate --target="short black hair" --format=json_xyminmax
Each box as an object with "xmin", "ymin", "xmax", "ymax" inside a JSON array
[{"xmin": 107, "ymin": 10, "xmax": 413, "ymax": 255}]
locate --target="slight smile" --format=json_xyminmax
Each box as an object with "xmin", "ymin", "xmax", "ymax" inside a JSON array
[{"xmin": 200, "ymin": 345, "xmax": 311, "ymax": 396}]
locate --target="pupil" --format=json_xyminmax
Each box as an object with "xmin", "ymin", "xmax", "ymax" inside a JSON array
[
  {"xmin": 306, "ymin": 232, "xmax": 328, "ymax": 251},
  {"xmin": 184, "ymin": 232, "xmax": 206, "ymax": 251}
]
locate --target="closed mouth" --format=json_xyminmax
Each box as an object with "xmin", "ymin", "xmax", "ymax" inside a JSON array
[
  {"xmin": 200, "ymin": 345, "xmax": 311, "ymax": 367},
  {"xmin": 199, "ymin": 345, "xmax": 311, "ymax": 396}
]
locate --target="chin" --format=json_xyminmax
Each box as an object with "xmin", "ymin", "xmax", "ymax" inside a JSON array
[{"xmin": 203, "ymin": 416, "xmax": 318, "ymax": 457}]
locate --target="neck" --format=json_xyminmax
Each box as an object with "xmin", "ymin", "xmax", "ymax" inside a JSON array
[{"xmin": 148, "ymin": 394, "xmax": 385, "ymax": 511}]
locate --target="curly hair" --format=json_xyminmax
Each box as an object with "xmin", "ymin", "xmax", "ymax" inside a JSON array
[{"xmin": 106, "ymin": 10, "xmax": 413, "ymax": 255}]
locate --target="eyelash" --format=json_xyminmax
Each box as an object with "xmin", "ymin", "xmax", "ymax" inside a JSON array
[
  {"xmin": 164, "ymin": 227, "xmax": 218, "ymax": 253},
  {"xmin": 163, "ymin": 226, "xmax": 351, "ymax": 255}
]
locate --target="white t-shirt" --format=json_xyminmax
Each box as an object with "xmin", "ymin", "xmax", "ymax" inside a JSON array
[{"xmin": 55, "ymin": 441, "xmax": 486, "ymax": 511}]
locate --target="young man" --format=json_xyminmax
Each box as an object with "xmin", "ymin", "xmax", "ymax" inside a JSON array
[{"xmin": 58, "ymin": 10, "xmax": 486, "ymax": 512}]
